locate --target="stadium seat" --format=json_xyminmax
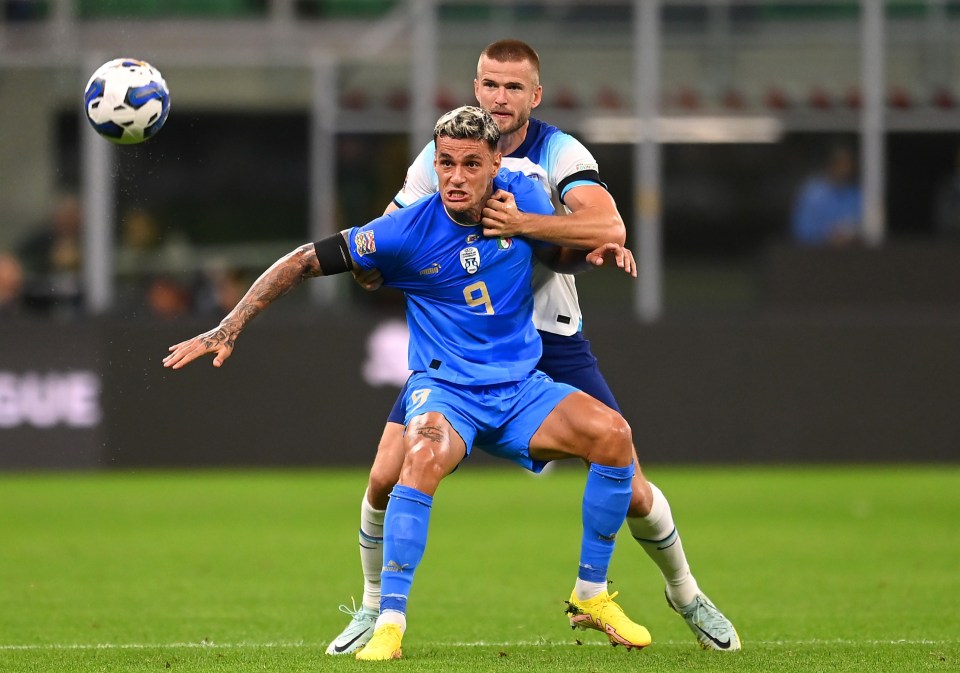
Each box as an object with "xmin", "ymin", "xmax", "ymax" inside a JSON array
[
  {"xmin": 764, "ymin": 85, "xmax": 791, "ymax": 110},
  {"xmin": 551, "ymin": 87, "xmax": 580, "ymax": 110},
  {"xmin": 595, "ymin": 86, "xmax": 624, "ymax": 111},
  {"xmin": 887, "ymin": 85, "xmax": 913, "ymax": 109},
  {"xmin": 433, "ymin": 87, "xmax": 458, "ymax": 111},
  {"xmin": 931, "ymin": 86, "xmax": 956, "ymax": 109},
  {"xmin": 720, "ymin": 87, "xmax": 748, "ymax": 111},
  {"xmin": 844, "ymin": 85, "xmax": 861, "ymax": 109},
  {"xmin": 807, "ymin": 85, "xmax": 833, "ymax": 110},
  {"xmin": 385, "ymin": 88, "xmax": 410, "ymax": 111},
  {"xmin": 340, "ymin": 89, "xmax": 370, "ymax": 110},
  {"xmin": 673, "ymin": 86, "xmax": 701, "ymax": 110}
]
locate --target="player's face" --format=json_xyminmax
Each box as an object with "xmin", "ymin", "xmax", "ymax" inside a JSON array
[
  {"xmin": 474, "ymin": 56, "xmax": 542, "ymax": 136},
  {"xmin": 434, "ymin": 136, "xmax": 502, "ymax": 222}
]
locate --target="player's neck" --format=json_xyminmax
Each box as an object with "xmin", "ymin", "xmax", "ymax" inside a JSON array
[
  {"xmin": 498, "ymin": 121, "xmax": 530, "ymax": 156},
  {"xmin": 443, "ymin": 205, "xmax": 481, "ymax": 227}
]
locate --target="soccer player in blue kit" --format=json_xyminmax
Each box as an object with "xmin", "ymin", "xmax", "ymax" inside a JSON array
[
  {"xmin": 332, "ymin": 39, "xmax": 740, "ymax": 655},
  {"xmin": 164, "ymin": 106, "xmax": 650, "ymax": 660}
]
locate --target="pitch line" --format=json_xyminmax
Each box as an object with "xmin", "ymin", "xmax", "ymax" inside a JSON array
[{"xmin": 0, "ymin": 638, "xmax": 954, "ymax": 651}]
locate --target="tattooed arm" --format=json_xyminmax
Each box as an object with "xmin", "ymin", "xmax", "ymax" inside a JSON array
[{"xmin": 163, "ymin": 242, "xmax": 329, "ymax": 370}]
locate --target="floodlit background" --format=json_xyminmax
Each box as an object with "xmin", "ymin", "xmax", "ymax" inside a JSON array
[{"xmin": 1, "ymin": 0, "xmax": 959, "ymax": 468}]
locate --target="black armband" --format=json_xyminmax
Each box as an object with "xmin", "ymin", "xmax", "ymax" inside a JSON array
[
  {"xmin": 313, "ymin": 233, "xmax": 353, "ymax": 276},
  {"xmin": 557, "ymin": 170, "xmax": 606, "ymax": 205}
]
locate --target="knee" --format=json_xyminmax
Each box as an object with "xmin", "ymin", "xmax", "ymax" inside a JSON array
[
  {"xmin": 587, "ymin": 411, "xmax": 634, "ymax": 467},
  {"xmin": 392, "ymin": 413, "xmax": 465, "ymax": 497},
  {"xmin": 402, "ymin": 437, "xmax": 449, "ymax": 488}
]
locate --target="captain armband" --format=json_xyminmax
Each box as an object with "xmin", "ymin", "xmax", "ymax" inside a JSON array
[{"xmin": 313, "ymin": 233, "xmax": 353, "ymax": 276}]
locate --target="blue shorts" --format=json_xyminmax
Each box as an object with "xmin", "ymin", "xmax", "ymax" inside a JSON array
[
  {"xmin": 386, "ymin": 330, "xmax": 619, "ymax": 424},
  {"xmin": 401, "ymin": 370, "xmax": 577, "ymax": 473}
]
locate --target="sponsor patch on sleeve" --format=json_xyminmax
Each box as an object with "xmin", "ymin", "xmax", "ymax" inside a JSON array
[{"xmin": 355, "ymin": 231, "xmax": 376, "ymax": 256}]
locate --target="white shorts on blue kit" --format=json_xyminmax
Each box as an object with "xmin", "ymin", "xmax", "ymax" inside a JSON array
[{"xmin": 402, "ymin": 370, "xmax": 578, "ymax": 473}]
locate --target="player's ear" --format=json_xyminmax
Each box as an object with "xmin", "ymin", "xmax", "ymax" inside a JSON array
[
  {"xmin": 531, "ymin": 84, "xmax": 543, "ymax": 109},
  {"xmin": 491, "ymin": 151, "xmax": 502, "ymax": 174},
  {"xmin": 473, "ymin": 78, "xmax": 481, "ymax": 102}
]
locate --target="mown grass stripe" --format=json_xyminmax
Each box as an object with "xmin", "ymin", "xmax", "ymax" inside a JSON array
[{"xmin": 0, "ymin": 638, "xmax": 954, "ymax": 650}]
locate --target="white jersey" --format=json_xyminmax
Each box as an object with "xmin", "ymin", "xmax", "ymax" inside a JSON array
[{"xmin": 392, "ymin": 118, "xmax": 604, "ymax": 336}]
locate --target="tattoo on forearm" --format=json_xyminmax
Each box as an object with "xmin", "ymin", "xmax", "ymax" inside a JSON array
[
  {"xmin": 234, "ymin": 304, "xmax": 258, "ymax": 325},
  {"xmin": 223, "ymin": 245, "xmax": 318, "ymax": 329},
  {"xmin": 252, "ymin": 262, "xmax": 304, "ymax": 305},
  {"xmin": 416, "ymin": 425, "xmax": 445, "ymax": 444}
]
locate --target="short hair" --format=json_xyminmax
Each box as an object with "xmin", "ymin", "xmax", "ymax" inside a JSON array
[
  {"xmin": 479, "ymin": 39, "xmax": 540, "ymax": 79},
  {"xmin": 433, "ymin": 105, "xmax": 501, "ymax": 151}
]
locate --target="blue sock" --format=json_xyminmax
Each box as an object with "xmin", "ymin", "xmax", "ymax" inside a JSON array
[
  {"xmin": 579, "ymin": 462, "xmax": 635, "ymax": 582},
  {"xmin": 380, "ymin": 484, "xmax": 434, "ymax": 615}
]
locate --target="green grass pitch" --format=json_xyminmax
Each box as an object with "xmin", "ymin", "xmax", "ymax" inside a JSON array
[{"xmin": 1, "ymin": 465, "xmax": 957, "ymax": 672}]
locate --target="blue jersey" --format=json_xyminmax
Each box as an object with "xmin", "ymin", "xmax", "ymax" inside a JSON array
[
  {"xmin": 392, "ymin": 118, "xmax": 605, "ymax": 337},
  {"xmin": 349, "ymin": 169, "xmax": 554, "ymax": 386}
]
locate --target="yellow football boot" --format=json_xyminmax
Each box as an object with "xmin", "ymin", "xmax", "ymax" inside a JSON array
[
  {"xmin": 355, "ymin": 623, "xmax": 404, "ymax": 661},
  {"xmin": 565, "ymin": 590, "xmax": 652, "ymax": 650}
]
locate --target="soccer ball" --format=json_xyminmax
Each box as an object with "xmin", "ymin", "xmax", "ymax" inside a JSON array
[{"xmin": 83, "ymin": 58, "xmax": 170, "ymax": 144}]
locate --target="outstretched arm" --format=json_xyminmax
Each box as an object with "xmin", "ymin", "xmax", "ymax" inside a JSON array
[
  {"xmin": 163, "ymin": 241, "xmax": 330, "ymax": 370},
  {"xmin": 481, "ymin": 184, "xmax": 626, "ymax": 249}
]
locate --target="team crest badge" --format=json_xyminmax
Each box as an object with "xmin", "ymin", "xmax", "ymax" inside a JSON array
[
  {"xmin": 497, "ymin": 237, "xmax": 512, "ymax": 250},
  {"xmin": 355, "ymin": 231, "xmax": 376, "ymax": 256},
  {"xmin": 460, "ymin": 246, "xmax": 480, "ymax": 274}
]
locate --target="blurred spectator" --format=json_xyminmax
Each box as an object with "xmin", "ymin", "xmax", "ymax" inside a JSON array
[
  {"xmin": 933, "ymin": 146, "xmax": 960, "ymax": 240},
  {"xmin": 117, "ymin": 207, "xmax": 185, "ymax": 302},
  {"xmin": 118, "ymin": 205, "xmax": 192, "ymax": 271},
  {"xmin": 790, "ymin": 146, "xmax": 863, "ymax": 247},
  {"xmin": 195, "ymin": 262, "xmax": 251, "ymax": 316},
  {"xmin": 115, "ymin": 206, "xmax": 199, "ymax": 317},
  {"xmin": 17, "ymin": 193, "xmax": 84, "ymax": 317},
  {"xmin": 120, "ymin": 206, "xmax": 164, "ymax": 258},
  {"xmin": 0, "ymin": 251, "xmax": 25, "ymax": 317},
  {"xmin": 144, "ymin": 274, "xmax": 192, "ymax": 320}
]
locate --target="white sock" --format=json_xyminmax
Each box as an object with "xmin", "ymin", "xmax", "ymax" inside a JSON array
[
  {"xmin": 375, "ymin": 609, "xmax": 406, "ymax": 632},
  {"xmin": 573, "ymin": 578, "xmax": 607, "ymax": 601},
  {"xmin": 627, "ymin": 482, "xmax": 700, "ymax": 608},
  {"xmin": 359, "ymin": 490, "xmax": 386, "ymax": 612}
]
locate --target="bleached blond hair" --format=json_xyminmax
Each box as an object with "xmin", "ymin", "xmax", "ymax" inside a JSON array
[{"xmin": 433, "ymin": 105, "xmax": 501, "ymax": 150}]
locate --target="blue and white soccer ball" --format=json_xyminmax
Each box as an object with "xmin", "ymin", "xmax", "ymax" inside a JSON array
[{"xmin": 83, "ymin": 58, "xmax": 170, "ymax": 144}]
